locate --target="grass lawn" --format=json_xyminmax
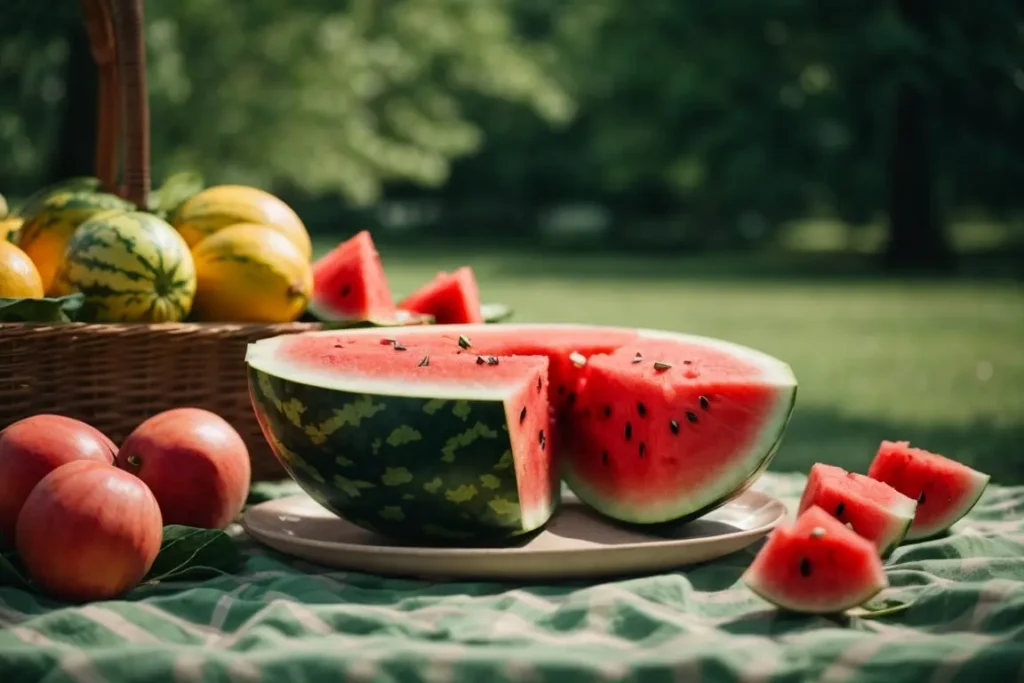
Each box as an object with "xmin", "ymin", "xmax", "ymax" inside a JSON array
[{"xmin": 317, "ymin": 241, "xmax": 1024, "ymax": 486}]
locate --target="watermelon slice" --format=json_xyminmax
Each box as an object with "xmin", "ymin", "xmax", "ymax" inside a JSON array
[
  {"xmin": 797, "ymin": 463, "xmax": 917, "ymax": 557},
  {"xmin": 399, "ymin": 267, "xmax": 484, "ymax": 324},
  {"xmin": 867, "ymin": 440, "xmax": 990, "ymax": 541},
  {"xmin": 564, "ymin": 333, "xmax": 797, "ymax": 525},
  {"xmin": 743, "ymin": 505, "xmax": 888, "ymax": 614},
  {"xmin": 308, "ymin": 230, "xmax": 397, "ymax": 322},
  {"xmin": 245, "ymin": 323, "xmax": 798, "ymax": 541}
]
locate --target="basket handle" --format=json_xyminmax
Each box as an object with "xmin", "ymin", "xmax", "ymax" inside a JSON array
[{"xmin": 81, "ymin": 0, "xmax": 150, "ymax": 209}]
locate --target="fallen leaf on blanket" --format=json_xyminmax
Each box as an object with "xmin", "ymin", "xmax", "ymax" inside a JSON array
[
  {"xmin": 144, "ymin": 525, "xmax": 244, "ymax": 583},
  {"xmin": 0, "ymin": 551, "xmax": 32, "ymax": 590},
  {"xmin": 847, "ymin": 597, "xmax": 915, "ymax": 619}
]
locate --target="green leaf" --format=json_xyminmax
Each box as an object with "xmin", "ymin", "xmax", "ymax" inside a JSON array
[
  {"xmin": 0, "ymin": 551, "xmax": 32, "ymax": 590},
  {"xmin": 0, "ymin": 294, "xmax": 86, "ymax": 323},
  {"xmin": 847, "ymin": 597, "xmax": 915, "ymax": 619},
  {"xmin": 148, "ymin": 171, "xmax": 204, "ymax": 220},
  {"xmin": 144, "ymin": 525, "xmax": 244, "ymax": 583}
]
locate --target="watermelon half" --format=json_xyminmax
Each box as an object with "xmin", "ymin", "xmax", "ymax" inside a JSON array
[
  {"xmin": 308, "ymin": 230, "xmax": 397, "ymax": 322},
  {"xmin": 743, "ymin": 505, "xmax": 889, "ymax": 614},
  {"xmin": 867, "ymin": 440, "xmax": 990, "ymax": 541},
  {"xmin": 797, "ymin": 463, "xmax": 917, "ymax": 557},
  {"xmin": 246, "ymin": 323, "xmax": 798, "ymax": 542}
]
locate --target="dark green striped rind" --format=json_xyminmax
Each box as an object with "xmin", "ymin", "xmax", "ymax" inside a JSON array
[
  {"xmin": 248, "ymin": 366, "xmax": 548, "ymax": 545},
  {"xmin": 18, "ymin": 190, "xmax": 134, "ymax": 245}
]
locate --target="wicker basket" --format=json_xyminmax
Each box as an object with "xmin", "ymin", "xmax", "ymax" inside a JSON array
[{"xmin": 0, "ymin": 0, "xmax": 320, "ymax": 481}]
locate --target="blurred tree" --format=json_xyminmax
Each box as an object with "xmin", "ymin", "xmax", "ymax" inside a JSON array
[{"xmin": 0, "ymin": 0, "xmax": 574, "ymax": 206}]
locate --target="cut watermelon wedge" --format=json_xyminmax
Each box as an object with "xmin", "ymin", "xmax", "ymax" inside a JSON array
[
  {"xmin": 867, "ymin": 441, "xmax": 990, "ymax": 541},
  {"xmin": 798, "ymin": 463, "xmax": 917, "ymax": 557},
  {"xmin": 308, "ymin": 230, "xmax": 397, "ymax": 322},
  {"xmin": 399, "ymin": 266, "xmax": 484, "ymax": 324},
  {"xmin": 743, "ymin": 505, "xmax": 888, "ymax": 614}
]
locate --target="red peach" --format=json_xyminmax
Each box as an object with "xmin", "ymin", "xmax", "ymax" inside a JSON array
[
  {"xmin": 116, "ymin": 408, "xmax": 251, "ymax": 529},
  {"xmin": 0, "ymin": 414, "xmax": 117, "ymax": 545},
  {"xmin": 16, "ymin": 460, "xmax": 163, "ymax": 602}
]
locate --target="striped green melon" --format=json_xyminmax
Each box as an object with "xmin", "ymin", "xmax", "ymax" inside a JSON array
[
  {"xmin": 54, "ymin": 210, "xmax": 197, "ymax": 322},
  {"xmin": 246, "ymin": 331, "xmax": 559, "ymax": 545},
  {"xmin": 18, "ymin": 189, "xmax": 135, "ymax": 294}
]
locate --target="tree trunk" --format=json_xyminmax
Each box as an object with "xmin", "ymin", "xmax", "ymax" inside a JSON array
[
  {"xmin": 48, "ymin": 22, "xmax": 98, "ymax": 184},
  {"xmin": 884, "ymin": 0, "xmax": 954, "ymax": 273}
]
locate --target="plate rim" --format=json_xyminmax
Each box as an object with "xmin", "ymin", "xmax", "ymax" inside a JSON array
[{"xmin": 242, "ymin": 488, "xmax": 787, "ymax": 559}]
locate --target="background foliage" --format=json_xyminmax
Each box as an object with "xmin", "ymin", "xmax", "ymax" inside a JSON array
[{"xmin": 2, "ymin": 0, "xmax": 1023, "ymax": 267}]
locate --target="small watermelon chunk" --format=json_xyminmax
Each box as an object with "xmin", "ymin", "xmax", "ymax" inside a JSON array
[
  {"xmin": 798, "ymin": 463, "xmax": 917, "ymax": 557},
  {"xmin": 564, "ymin": 332, "xmax": 797, "ymax": 525},
  {"xmin": 399, "ymin": 266, "xmax": 484, "ymax": 324},
  {"xmin": 867, "ymin": 441, "xmax": 990, "ymax": 541},
  {"xmin": 309, "ymin": 230, "xmax": 397, "ymax": 322},
  {"xmin": 743, "ymin": 505, "xmax": 888, "ymax": 614}
]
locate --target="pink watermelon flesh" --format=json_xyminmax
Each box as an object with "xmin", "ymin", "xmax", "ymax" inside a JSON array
[
  {"xmin": 270, "ymin": 334, "xmax": 556, "ymax": 525},
  {"xmin": 743, "ymin": 505, "xmax": 888, "ymax": 614},
  {"xmin": 309, "ymin": 230, "xmax": 397, "ymax": 321},
  {"xmin": 798, "ymin": 463, "xmax": 917, "ymax": 557},
  {"xmin": 564, "ymin": 337, "xmax": 796, "ymax": 524},
  {"xmin": 399, "ymin": 267, "xmax": 484, "ymax": 324},
  {"xmin": 867, "ymin": 441, "xmax": 990, "ymax": 541}
]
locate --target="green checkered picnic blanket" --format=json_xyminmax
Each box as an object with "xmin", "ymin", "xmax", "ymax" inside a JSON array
[{"xmin": 1, "ymin": 472, "xmax": 1022, "ymax": 682}]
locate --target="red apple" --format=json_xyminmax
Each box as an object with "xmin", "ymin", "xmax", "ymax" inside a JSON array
[
  {"xmin": 116, "ymin": 408, "xmax": 251, "ymax": 529},
  {"xmin": 0, "ymin": 414, "xmax": 117, "ymax": 546},
  {"xmin": 16, "ymin": 459, "xmax": 163, "ymax": 602}
]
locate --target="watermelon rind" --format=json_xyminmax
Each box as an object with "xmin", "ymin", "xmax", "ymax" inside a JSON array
[
  {"xmin": 904, "ymin": 467, "xmax": 990, "ymax": 542},
  {"xmin": 480, "ymin": 302, "xmax": 513, "ymax": 324},
  {"xmin": 245, "ymin": 333, "xmax": 558, "ymax": 544},
  {"xmin": 563, "ymin": 327, "xmax": 798, "ymax": 525}
]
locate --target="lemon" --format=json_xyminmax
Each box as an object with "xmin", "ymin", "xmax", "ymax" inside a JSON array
[
  {"xmin": 191, "ymin": 223, "xmax": 312, "ymax": 323},
  {"xmin": 0, "ymin": 241, "xmax": 45, "ymax": 299},
  {"xmin": 171, "ymin": 185, "xmax": 312, "ymax": 260}
]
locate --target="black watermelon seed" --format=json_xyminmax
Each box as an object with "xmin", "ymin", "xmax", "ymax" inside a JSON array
[
  {"xmin": 537, "ymin": 377, "xmax": 542, "ymax": 393},
  {"xmin": 624, "ymin": 422, "xmax": 632, "ymax": 441},
  {"xmin": 632, "ymin": 352, "xmax": 643, "ymax": 364},
  {"xmin": 639, "ymin": 442, "xmax": 646, "ymax": 458},
  {"xmin": 670, "ymin": 419, "xmax": 680, "ymax": 435},
  {"xmin": 835, "ymin": 502, "xmax": 845, "ymax": 517},
  {"xmin": 458, "ymin": 335, "xmax": 472, "ymax": 349},
  {"xmin": 393, "ymin": 343, "xmax": 407, "ymax": 351},
  {"xmin": 568, "ymin": 392, "xmax": 576, "ymax": 405},
  {"xmin": 604, "ymin": 405, "xmax": 612, "ymax": 418},
  {"xmin": 683, "ymin": 360, "xmax": 692, "ymax": 365},
  {"xmin": 476, "ymin": 356, "xmax": 486, "ymax": 365},
  {"xmin": 637, "ymin": 402, "xmax": 647, "ymax": 417},
  {"xmin": 653, "ymin": 361, "xmax": 673, "ymax": 371},
  {"xmin": 800, "ymin": 558, "xmax": 812, "ymax": 578},
  {"xmin": 539, "ymin": 430, "xmax": 546, "ymax": 450},
  {"xmin": 487, "ymin": 356, "xmax": 500, "ymax": 366},
  {"xmin": 558, "ymin": 385, "xmax": 565, "ymax": 395},
  {"xmin": 699, "ymin": 395, "xmax": 710, "ymax": 410},
  {"xmin": 334, "ymin": 343, "xmax": 344, "ymax": 348},
  {"xmin": 602, "ymin": 450, "xmax": 609, "ymax": 465},
  {"xmin": 418, "ymin": 356, "xmax": 430, "ymax": 367},
  {"xmin": 341, "ymin": 284, "xmax": 351, "ymax": 297},
  {"xmin": 686, "ymin": 411, "xmax": 698, "ymax": 423},
  {"xmin": 519, "ymin": 406, "xmax": 527, "ymax": 424},
  {"xmin": 918, "ymin": 491, "xmax": 927, "ymax": 505}
]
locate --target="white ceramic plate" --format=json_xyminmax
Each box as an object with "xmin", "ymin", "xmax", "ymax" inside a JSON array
[{"xmin": 243, "ymin": 489, "xmax": 786, "ymax": 581}]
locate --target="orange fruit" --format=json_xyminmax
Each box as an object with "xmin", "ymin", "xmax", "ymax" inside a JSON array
[{"xmin": 0, "ymin": 241, "xmax": 45, "ymax": 298}]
